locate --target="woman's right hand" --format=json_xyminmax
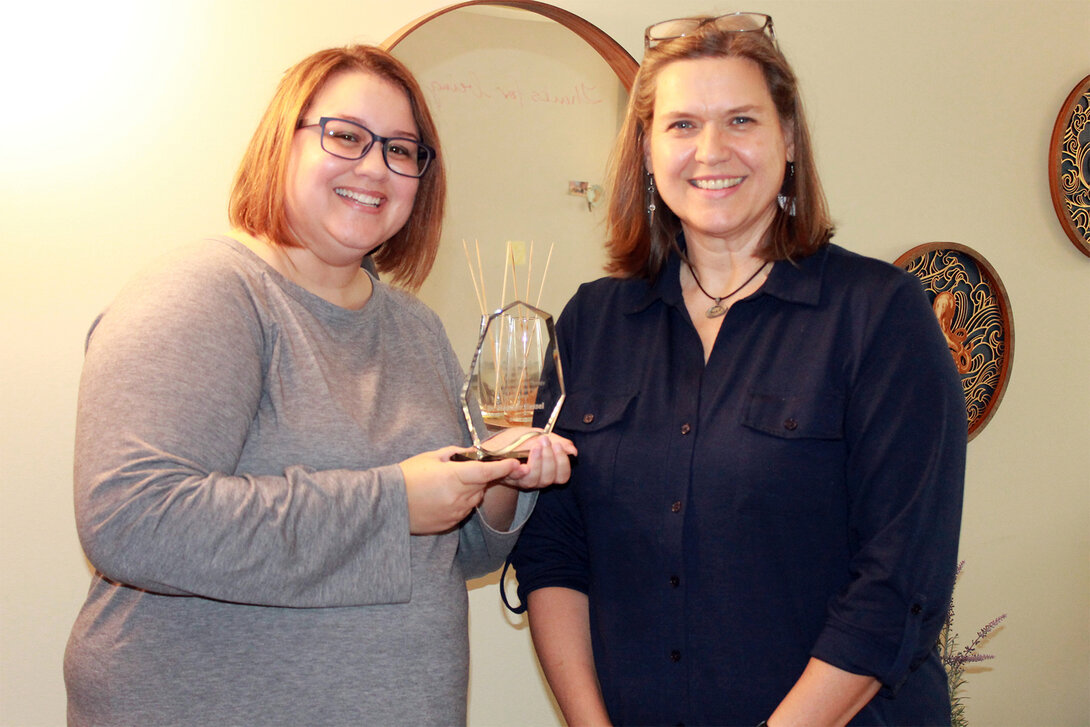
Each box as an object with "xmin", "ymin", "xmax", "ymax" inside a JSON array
[{"xmin": 399, "ymin": 447, "xmax": 522, "ymax": 535}]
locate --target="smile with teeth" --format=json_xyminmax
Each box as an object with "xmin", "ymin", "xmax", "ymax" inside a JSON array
[
  {"xmin": 690, "ymin": 176, "xmax": 744, "ymax": 191},
  {"xmin": 336, "ymin": 188, "xmax": 381, "ymax": 207}
]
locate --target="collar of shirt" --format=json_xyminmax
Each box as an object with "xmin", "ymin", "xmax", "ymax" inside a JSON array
[{"xmin": 626, "ymin": 236, "xmax": 829, "ymax": 315}]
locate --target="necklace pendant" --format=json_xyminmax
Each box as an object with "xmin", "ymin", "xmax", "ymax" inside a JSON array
[{"xmin": 705, "ymin": 303, "xmax": 726, "ymax": 318}]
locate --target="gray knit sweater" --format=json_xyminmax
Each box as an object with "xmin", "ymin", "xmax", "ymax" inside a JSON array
[{"xmin": 64, "ymin": 237, "xmax": 533, "ymax": 726}]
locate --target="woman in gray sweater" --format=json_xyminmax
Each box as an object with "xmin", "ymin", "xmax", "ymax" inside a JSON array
[{"xmin": 64, "ymin": 44, "xmax": 575, "ymax": 726}]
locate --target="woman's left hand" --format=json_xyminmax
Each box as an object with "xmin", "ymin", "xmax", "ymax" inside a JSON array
[
  {"xmin": 474, "ymin": 429, "xmax": 576, "ymax": 530},
  {"xmin": 482, "ymin": 428, "xmax": 577, "ymax": 490}
]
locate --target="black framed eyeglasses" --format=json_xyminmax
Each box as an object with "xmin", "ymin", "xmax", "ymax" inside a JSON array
[
  {"xmin": 297, "ymin": 116, "xmax": 436, "ymax": 178},
  {"xmin": 644, "ymin": 12, "xmax": 776, "ymax": 50}
]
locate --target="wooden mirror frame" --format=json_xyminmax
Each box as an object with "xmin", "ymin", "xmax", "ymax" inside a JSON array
[{"xmin": 382, "ymin": 0, "xmax": 638, "ymax": 91}]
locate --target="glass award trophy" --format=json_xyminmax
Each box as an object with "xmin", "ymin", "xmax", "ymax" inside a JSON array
[{"xmin": 452, "ymin": 300, "xmax": 565, "ymax": 462}]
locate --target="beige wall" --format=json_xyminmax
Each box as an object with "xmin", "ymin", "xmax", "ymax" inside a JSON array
[{"xmin": 1, "ymin": 1, "xmax": 1087, "ymax": 725}]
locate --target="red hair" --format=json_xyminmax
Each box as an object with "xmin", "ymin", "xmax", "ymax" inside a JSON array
[{"xmin": 229, "ymin": 45, "xmax": 445, "ymax": 291}]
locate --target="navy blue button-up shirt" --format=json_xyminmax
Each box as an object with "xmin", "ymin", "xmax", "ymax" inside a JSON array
[{"xmin": 511, "ymin": 244, "xmax": 966, "ymax": 726}]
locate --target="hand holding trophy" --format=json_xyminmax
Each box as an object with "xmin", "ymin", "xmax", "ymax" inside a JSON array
[{"xmin": 452, "ymin": 242, "xmax": 567, "ymax": 463}]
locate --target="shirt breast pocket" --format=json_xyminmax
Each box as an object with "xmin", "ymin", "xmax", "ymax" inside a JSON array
[
  {"xmin": 555, "ymin": 390, "xmax": 636, "ymax": 502},
  {"xmin": 741, "ymin": 390, "xmax": 845, "ymax": 440},
  {"xmin": 736, "ymin": 389, "xmax": 846, "ymax": 514}
]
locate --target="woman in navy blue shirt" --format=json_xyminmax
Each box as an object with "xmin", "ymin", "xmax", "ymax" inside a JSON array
[{"xmin": 510, "ymin": 13, "xmax": 965, "ymax": 727}]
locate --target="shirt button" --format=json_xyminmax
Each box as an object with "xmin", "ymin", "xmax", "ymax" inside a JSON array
[
  {"xmin": 582, "ymin": 413, "xmax": 595, "ymax": 424},
  {"xmin": 670, "ymin": 650, "xmax": 681, "ymax": 662},
  {"xmin": 680, "ymin": 423, "xmax": 691, "ymax": 435},
  {"xmin": 911, "ymin": 603, "xmax": 922, "ymax": 614},
  {"xmin": 783, "ymin": 418, "xmax": 798, "ymax": 431},
  {"xmin": 670, "ymin": 501, "xmax": 682, "ymax": 513},
  {"xmin": 669, "ymin": 575, "xmax": 680, "ymax": 588}
]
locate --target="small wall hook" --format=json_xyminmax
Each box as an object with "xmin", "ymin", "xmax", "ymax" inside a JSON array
[{"xmin": 568, "ymin": 181, "xmax": 604, "ymax": 211}]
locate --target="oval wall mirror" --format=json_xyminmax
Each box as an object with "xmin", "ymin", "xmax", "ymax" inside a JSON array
[{"xmin": 383, "ymin": 1, "xmax": 637, "ymax": 361}]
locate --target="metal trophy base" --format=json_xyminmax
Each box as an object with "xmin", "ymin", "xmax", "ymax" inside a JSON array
[
  {"xmin": 450, "ymin": 449, "xmax": 577, "ymax": 466},
  {"xmin": 451, "ymin": 448, "xmax": 530, "ymax": 464}
]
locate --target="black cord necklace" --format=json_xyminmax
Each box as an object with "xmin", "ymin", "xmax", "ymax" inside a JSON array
[{"xmin": 686, "ymin": 260, "xmax": 771, "ymax": 318}]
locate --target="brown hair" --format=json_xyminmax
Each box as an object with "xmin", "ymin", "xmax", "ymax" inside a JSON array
[
  {"xmin": 229, "ymin": 45, "xmax": 445, "ymax": 291},
  {"xmin": 605, "ymin": 24, "xmax": 832, "ymax": 279}
]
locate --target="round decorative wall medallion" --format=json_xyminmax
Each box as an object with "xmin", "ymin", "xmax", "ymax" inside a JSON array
[
  {"xmin": 1049, "ymin": 74, "xmax": 1090, "ymax": 257},
  {"xmin": 894, "ymin": 243, "xmax": 1014, "ymax": 441}
]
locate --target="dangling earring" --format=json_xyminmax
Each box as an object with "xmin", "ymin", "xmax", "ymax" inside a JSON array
[
  {"xmin": 647, "ymin": 174, "xmax": 657, "ymax": 226},
  {"xmin": 777, "ymin": 162, "xmax": 796, "ymax": 216}
]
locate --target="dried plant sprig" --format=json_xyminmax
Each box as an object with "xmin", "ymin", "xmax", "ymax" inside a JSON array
[
  {"xmin": 940, "ymin": 561, "xmax": 1007, "ymax": 727},
  {"xmin": 509, "ymin": 243, "xmax": 520, "ymax": 303},
  {"xmin": 475, "ymin": 240, "xmax": 488, "ymax": 313},
  {"xmin": 945, "ymin": 614, "xmax": 1007, "ymax": 669},
  {"xmin": 463, "ymin": 239, "xmax": 556, "ymax": 309},
  {"xmin": 526, "ymin": 240, "xmax": 534, "ymax": 308},
  {"xmin": 501, "ymin": 241, "xmax": 510, "ymax": 312},
  {"xmin": 536, "ymin": 242, "xmax": 554, "ymax": 308},
  {"xmin": 462, "ymin": 239, "xmax": 486, "ymax": 316}
]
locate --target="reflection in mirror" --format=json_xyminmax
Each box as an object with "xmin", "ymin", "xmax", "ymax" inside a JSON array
[{"xmin": 387, "ymin": 4, "xmax": 635, "ymax": 362}]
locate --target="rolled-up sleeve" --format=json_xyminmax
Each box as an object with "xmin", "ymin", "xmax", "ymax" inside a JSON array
[
  {"xmin": 811, "ymin": 273, "xmax": 967, "ymax": 691},
  {"xmin": 510, "ymin": 478, "xmax": 590, "ymax": 602}
]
